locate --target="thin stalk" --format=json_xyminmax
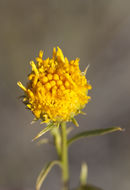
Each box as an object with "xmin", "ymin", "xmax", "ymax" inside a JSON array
[
  {"xmin": 51, "ymin": 127, "xmax": 61, "ymax": 158},
  {"xmin": 55, "ymin": 132, "xmax": 61, "ymax": 157},
  {"xmin": 61, "ymin": 122, "xmax": 69, "ymax": 190}
]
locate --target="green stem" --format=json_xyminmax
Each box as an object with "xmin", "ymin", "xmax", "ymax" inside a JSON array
[
  {"xmin": 55, "ymin": 132, "xmax": 61, "ymax": 157},
  {"xmin": 52, "ymin": 127, "xmax": 61, "ymax": 158},
  {"xmin": 61, "ymin": 122, "xmax": 69, "ymax": 190}
]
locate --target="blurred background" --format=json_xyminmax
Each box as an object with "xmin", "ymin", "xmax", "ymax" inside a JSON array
[{"xmin": 0, "ymin": 0, "xmax": 130, "ymax": 190}]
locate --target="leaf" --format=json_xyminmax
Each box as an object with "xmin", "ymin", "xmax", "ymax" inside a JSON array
[
  {"xmin": 68, "ymin": 127, "xmax": 123, "ymax": 146},
  {"xmin": 32, "ymin": 123, "xmax": 54, "ymax": 141},
  {"xmin": 78, "ymin": 184, "xmax": 102, "ymax": 190},
  {"xmin": 80, "ymin": 162, "xmax": 88, "ymax": 186},
  {"xmin": 73, "ymin": 184, "xmax": 102, "ymax": 190},
  {"xmin": 36, "ymin": 160, "xmax": 61, "ymax": 190},
  {"xmin": 82, "ymin": 64, "xmax": 90, "ymax": 75},
  {"xmin": 72, "ymin": 117, "xmax": 79, "ymax": 127}
]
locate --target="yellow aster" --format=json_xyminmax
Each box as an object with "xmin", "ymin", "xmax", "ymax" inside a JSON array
[{"xmin": 17, "ymin": 47, "xmax": 92, "ymax": 124}]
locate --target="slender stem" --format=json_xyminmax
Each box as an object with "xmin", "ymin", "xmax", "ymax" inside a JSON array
[
  {"xmin": 52, "ymin": 127, "xmax": 61, "ymax": 158},
  {"xmin": 61, "ymin": 122, "xmax": 69, "ymax": 190},
  {"xmin": 55, "ymin": 131, "xmax": 61, "ymax": 157}
]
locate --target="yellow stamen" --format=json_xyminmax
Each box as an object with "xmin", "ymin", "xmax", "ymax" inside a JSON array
[
  {"xmin": 17, "ymin": 82, "xmax": 27, "ymax": 92},
  {"xmin": 30, "ymin": 61, "xmax": 39, "ymax": 75}
]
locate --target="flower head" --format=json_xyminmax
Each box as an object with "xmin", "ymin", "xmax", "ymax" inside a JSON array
[{"xmin": 17, "ymin": 47, "xmax": 92, "ymax": 124}]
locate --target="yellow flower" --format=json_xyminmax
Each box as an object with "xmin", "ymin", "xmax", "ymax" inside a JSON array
[{"xmin": 17, "ymin": 47, "xmax": 92, "ymax": 124}]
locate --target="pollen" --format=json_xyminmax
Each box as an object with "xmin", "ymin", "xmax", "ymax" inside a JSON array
[{"xmin": 17, "ymin": 47, "xmax": 92, "ymax": 124}]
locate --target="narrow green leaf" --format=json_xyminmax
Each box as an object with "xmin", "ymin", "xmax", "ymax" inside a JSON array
[
  {"xmin": 18, "ymin": 95, "xmax": 26, "ymax": 100},
  {"xmin": 32, "ymin": 123, "xmax": 54, "ymax": 141},
  {"xmin": 82, "ymin": 64, "xmax": 90, "ymax": 75},
  {"xmin": 80, "ymin": 162, "xmax": 88, "ymax": 186},
  {"xmin": 78, "ymin": 184, "xmax": 102, "ymax": 190},
  {"xmin": 68, "ymin": 127, "xmax": 123, "ymax": 146},
  {"xmin": 36, "ymin": 160, "xmax": 61, "ymax": 190},
  {"xmin": 72, "ymin": 184, "xmax": 102, "ymax": 190},
  {"xmin": 72, "ymin": 117, "xmax": 79, "ymax": 127}
]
